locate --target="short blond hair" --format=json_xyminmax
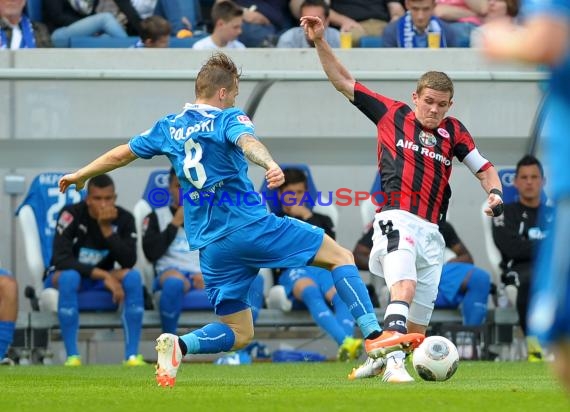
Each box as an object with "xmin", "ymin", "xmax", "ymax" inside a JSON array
[{"xmin": 416, "ymin": 71, "xmax": 454, "ymax": 99}]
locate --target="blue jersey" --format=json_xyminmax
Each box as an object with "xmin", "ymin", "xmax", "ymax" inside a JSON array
[
  {"xmin": 525, "ymin": 0, "xmax": 570, "ymax": 344},
  {"xmin": 129, "ymin": 104, "xmax": 268, "ymax": 249},
  {"xmin": 523, "ymin": 0, "xmax": 570, "ymax": 197}
]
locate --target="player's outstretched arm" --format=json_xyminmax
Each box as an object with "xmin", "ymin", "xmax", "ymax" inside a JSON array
[
  {"xmin": 237, "ymin": 134, "xmax": 284, "ymax": 189},
  {"xmin": 300, "ymin": 16, "xmax": 356, "ymax": 102},
  {"xmin": 59, "ymin": 144, "xmax": 138, "ymax": 193},
  {"xmin": 476, "ymin": 166, "xmax": 504, "ymax": 217}
]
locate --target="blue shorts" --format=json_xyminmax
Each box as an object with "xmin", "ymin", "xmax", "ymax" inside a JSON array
[
  {"xmin": 44, "ymin": 270, "xmax": 106, "ymax": 291},
  {"xmin": 279, "ymin": 266, "xmax": 334, "ymax": 298},
  {"xmin": 153, "ymin": 268, "xmax": 200, "ymax": 292},
  {"xmin": 434, "ymin": 262, "xmax": 472, "ymax": 308},
  {"xmin": 0, "ymin": 268, "xmax": 12, "ymax": 277},
  {"xmin": 200, "ymin": 214, "xmax": 324, "ymax": 315}
]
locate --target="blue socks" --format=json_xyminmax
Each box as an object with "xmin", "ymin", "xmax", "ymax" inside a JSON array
[
  {"xmin": 159, "ymin": 277, "xmax": 185, "ymax": 333},
  {"xmin": 331, "ymin": 265, "xmax": 381, "ymax": 338},
  {"xmin": 0, "ymin": 321, "xmax": 15, "ymax": 358},
  {"xmin": 57, "ymin": 269, "xmax": 144, "ymax": 359},
  {"xmin": 121, "ymin": 270, "xmax": 144, "ymax": 359},
  {"xmin": 57, "ymin": 270, "xmax": 81, "ymax": 357},
  {"xmin": 301, "ymin": 285, "xmax": 347, "ymax": 345},
  {"xmin": 462, "ymin": 268, "xmax": 491, "ymax": 326},
  {"xmin": 332, "ymin": 293, "xmax": 355, "ymax": 337},
  {"xmin": 180, "ymin": 322, "xmax": 235, "ymax": 354}
]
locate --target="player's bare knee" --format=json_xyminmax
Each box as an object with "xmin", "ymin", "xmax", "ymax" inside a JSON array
[
  {"xmin": 231, "ymin": 324, "xmax": 254, "ymax": 349},
  {"xmin": 331, "ymin": 246, "xmax": 355, "ymax": 268}
]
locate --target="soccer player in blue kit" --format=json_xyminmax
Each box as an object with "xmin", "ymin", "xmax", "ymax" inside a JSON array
[
  {"xmin": 483, "ymin": 0, "xmax": 570, "ymax": 392},
  {"xmin": 58, "ymin": 52, "xmax": 425, "ymax": 387}
]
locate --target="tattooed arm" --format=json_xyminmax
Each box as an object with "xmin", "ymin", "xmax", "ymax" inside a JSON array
[{"xmin": 237, "ymin": 134, "xmax": 284, "ymax": 189}]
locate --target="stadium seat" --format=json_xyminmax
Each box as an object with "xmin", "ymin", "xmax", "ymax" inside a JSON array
[
  {"xmin": 25, "ymin": 0, "xmax": 43, "ymax": 22},
  {"xmin": 360, "ymin": 172, "xmax": 382, "ymax": 228},
  {"xmin": 480, "ymin": 167, "xmax": 521, "ymax": 279},
  {"xmin": 258, "ymin": 163, "xmax": 339, "ymax": 228},
  {"xmin": 359, "ymin": 36, "xmax": 383, "ymax": 48},
  {"xmin": 133, "ymin": 169, "xmax": 213, "ymax": 310},
  {"xmin": 133, "ymin": 169, "xmax": 170, "ymax": 291},
  {"xmin": 14, "ymin": 172, "xmax": 118, "ymax": 312},
  {"xmin": 481, "ymin": 200, "xmax": 503, "ymax": 280}
]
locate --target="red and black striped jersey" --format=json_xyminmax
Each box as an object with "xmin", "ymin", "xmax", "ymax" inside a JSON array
[{"xmin": 353, "ymin": 82, "xmax": 491, "ymax": 223}]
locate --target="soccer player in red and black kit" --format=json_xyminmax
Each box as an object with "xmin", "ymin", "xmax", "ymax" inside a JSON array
[{"xmin": 301, "ymin": 15, "xmax": 504, "ymax": 382}]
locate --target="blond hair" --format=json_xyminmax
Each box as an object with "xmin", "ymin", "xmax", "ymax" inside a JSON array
[{"xmin": 195, "ymin": 52, "xmax": 241, "ymax": 99}]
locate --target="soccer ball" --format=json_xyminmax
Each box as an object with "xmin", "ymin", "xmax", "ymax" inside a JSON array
[{"xmin": 412, "ymin": 336, "xmax": 459, "ymax": 381}]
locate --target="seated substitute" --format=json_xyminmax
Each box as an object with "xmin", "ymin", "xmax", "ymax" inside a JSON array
[
  {"xmin": 492, "ymin": 155, "xmax": 552, "ymax": 362},
  {"xmin": 273, "ymin": 168, "xmax": 362, "ymax": 361},
  {"xmin": 0, "ymin": 268, "xmax": 17, "ymax": 365},
  {"xmin": 350, "ymin": 219, "xmax": 491, "ymax": 378},
  {"xmin": 46, "ymin": 174, "xmax": 145, "ymax": 366},
  {"xmin": 142, "ymin": 168, "xmax": 204, "ymax": 333}
]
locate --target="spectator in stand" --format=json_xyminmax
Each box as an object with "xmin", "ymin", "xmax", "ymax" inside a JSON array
[
  {"xmin": 193, "ymin": 0, "xmax": 245, "ymax": 49},
  {"xmin": 0, "ymin": 0, "xmax": 52, "ymax": 48},
  {"xmin": 44, "ymin": 0, "xmax": 133, "ymax": 47},
  {"xmin": 470, "ymin": 0, "xmax": 519, "ymax": 47},
  {"xmin": 383, "ymin": 0, "xmax": 460, "ymax": 47},
  {"xmin": 135, "ymin": 15, "xmax": 170, "ymax": 47},
  {"xmin": 434, "ymin": 0, "xmax": 488, "ymax": 47},
  {"xmin": 129, "ymin": 0, "xmax": 194, "ymax": 37},
  {"xmin": 291, "ymin": 0, "xmax": 405, "ymax": 47},
  {"xmin": 278, "ymin": 0, "xmax": 340, "ymax": 48},
  {"xmin": 231, "ymin": 0, "xmax": 295, "ymax": 47}
]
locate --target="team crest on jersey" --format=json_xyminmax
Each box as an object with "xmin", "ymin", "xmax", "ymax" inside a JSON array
[
  {"xmin": 56, "ymin": 211, "xmax": 74, "ymax": 234},
  {"xmin": 419, "ymin": 131, "xmax": 437, "ymax": 147},
  {"xmin": 237, "ymin": 115, "xmax": 253, "ymax": 127},
  {"xmin": 437, "ymin": 128, "xmax": 450, "ymax": 139}
]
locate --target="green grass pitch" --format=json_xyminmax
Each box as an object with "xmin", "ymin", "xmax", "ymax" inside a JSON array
[{"xmin": 1, "ymin": 361, "xmax": 568, "ymax": 412}]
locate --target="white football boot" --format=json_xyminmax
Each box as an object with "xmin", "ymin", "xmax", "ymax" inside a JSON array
[
  {"xmin": 155, "ymin": 333, "xmax": 183, "ymax": 388},
  {"xmin": 381, "ymin": 351, "xmax": 414, "ymax": 383}
]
